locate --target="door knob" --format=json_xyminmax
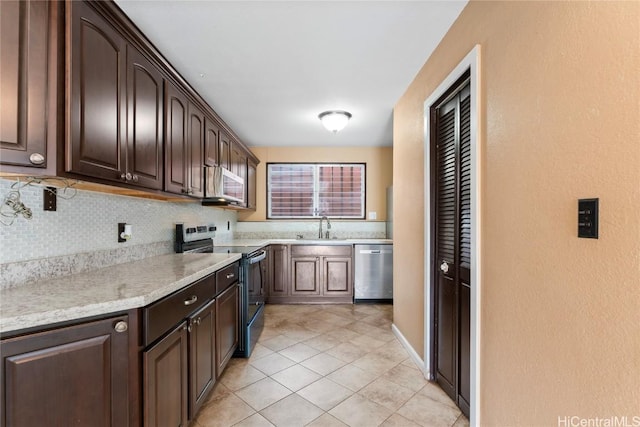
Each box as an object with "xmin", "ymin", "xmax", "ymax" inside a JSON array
[{"xmin": 440, "ymin": 261, "xmax": 449, "ymax": 273}]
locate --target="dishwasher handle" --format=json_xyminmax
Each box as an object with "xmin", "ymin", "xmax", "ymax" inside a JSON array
[{"xmin": 358, "ymin": 249, "xmax": 392, "ymax": 254}]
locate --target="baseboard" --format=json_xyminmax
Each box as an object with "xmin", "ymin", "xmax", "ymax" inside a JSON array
[{"xmin": 391, "ymin": 323, "xmax": 428, "ymax": 378}]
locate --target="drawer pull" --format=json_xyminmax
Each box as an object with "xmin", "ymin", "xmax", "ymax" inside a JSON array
[
  {"xmin": 226, "ymin": 273, "xmax": 235, "ymax": 279},
  {"xmin": 184, "ymin": 295, "xmax": 198, "ymax": 306}
]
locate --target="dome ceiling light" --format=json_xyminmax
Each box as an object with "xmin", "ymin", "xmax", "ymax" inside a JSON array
[{"xmin": 318, "ymin": 110, "xmax": 352, "ymax": 133}]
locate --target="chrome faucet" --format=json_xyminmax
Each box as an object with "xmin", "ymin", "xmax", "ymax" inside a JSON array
[{"xmin": 318, "ymin": 215, "xmax": 331, "ymax": 239}]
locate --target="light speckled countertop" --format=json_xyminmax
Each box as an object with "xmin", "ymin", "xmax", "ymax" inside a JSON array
[{"xmin": 0, "ymin": 253, "xmax": 241, "ymax": 334}]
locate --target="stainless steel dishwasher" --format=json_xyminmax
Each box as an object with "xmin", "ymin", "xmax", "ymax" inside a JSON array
[{"xmin": 354, "ymin": 244, "xmax": 393, "ymax": 302}]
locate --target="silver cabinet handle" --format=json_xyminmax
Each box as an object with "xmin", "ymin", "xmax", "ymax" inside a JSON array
[
  {"xmin": 132, "ymin": 174, "xmax": 139, "ymax": 182},
  {"xmin": 440, "ymin": 261, "xmax": 449, "ymax": 273},
  {"xmin": 114, "ymin": 321, "xmax": 128, "ymax": 333},
  {"xmin": 226, "ymin": 273, "xmax": 235, "ymax": 279},
  {"xmin": 184, "ymin": 295, "xmax": 198, "ymax": 306},
  {"xmin": 29, "ymin": 153, "xmax": 45, "ymax": 165}
]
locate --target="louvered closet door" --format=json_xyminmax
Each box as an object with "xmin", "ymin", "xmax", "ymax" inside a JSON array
[{"xmin": 434, "ymin": 80, "xmax": 471, "ymax": 417}]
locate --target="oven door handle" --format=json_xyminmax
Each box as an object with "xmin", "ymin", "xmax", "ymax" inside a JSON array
[{"xmin": 248, "ymin": 250, "xmax": 267, "ymax": 264}]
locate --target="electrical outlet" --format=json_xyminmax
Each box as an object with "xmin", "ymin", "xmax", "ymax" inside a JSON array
[{"xmin": 43, "ymin": 187, "xmax": 57, "ymax": 211}]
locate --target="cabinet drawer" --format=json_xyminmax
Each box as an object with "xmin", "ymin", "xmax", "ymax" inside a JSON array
[
  {"xmin": 290, "ymin": 245, "xmax": 352, "ymax": 257},
  {"xmin": 144, "ymin": 273, "xmax": 215, "ymax": 346},
  {"xmin": 216, "ymin": 262, "xmax": 239, "ymax": 295}
]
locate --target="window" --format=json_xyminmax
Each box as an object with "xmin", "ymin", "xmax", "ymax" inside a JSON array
[{"xmin": 268, "ymin": 163, "xmax": 365, "ymax": 219}]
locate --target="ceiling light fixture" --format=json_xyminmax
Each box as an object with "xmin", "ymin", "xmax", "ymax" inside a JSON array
[{"xmin": 318, "ymin": 110, "xmax": 352, "ymax": 133}]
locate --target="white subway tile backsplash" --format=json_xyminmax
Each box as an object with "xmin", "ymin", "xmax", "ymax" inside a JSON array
[{"xmin": 235, "ymin": 220, "xmax": 386, "ymax": 240}]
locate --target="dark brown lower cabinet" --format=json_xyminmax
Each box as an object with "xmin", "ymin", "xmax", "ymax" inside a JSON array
[
  {"xmin": 216, "ymin": 284, "xmax": 239, "ymax": 376},
  {"xmin": 189, "ymin": 299, "xmax": 216, "ymax": 419},
  {"xmin": 0, "ymin": 315, "xmax": 130, "ymax": 427},
  {"xmin": 267, "ymin": 245, "xmax": 289, "ymax": 300},
  {"xmin": 144, "ymin": 321, "xmax": 188, "ymax": 427}
]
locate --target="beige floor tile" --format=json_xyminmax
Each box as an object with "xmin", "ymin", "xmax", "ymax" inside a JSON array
[
  {"xmin": 360, "ymin": 314, "xmax": 391, "ymax": 328},
  {"xmin": 400, "ymin": 358, "xmax": 422, "ymax": 371},
  {"xmin": 418, "ymin": 383, "xmax": 460, "ymax": 410},
  {"xmin": 305, "ymin": 413, "xmax": 349, "ymax": 427},
  {"xmin": 382, "ymin": 364, "xmax": 428, "ymax": 392},
  {"xmin": 278, "ymin": 342, "xmax": 320, "ymax": 363},
  {"xmin": 196, "ymin": 393, "xmax": 256, "ymax": 427},
  {"xmin": 250, "ymin": 352, "xmax": 296, "ymax": 376},
  {"xmin": 261, "ymin": 334, "xmax": 299, "ymax": 351},
  {"xmin": 329, "ymin": 394, "xmax": 392, "ymax": 427},
  {"xmin": 352, "ymin": 352, "xmax": 400, "ymax": 376},
  {"xmin": 309, "ymin": 312, "xmax": 354, "ymax": 326},
  {"xmin": 325, "ymin": 342, "xmax": 369, "ymax": 363},
  {"xmin": 362, "ymin": 326, "xmax": 396, "ymax": 342},
  {"xmin": 373, "ymin": 343, "xmax": 409, "ymax": 364},
  {"xmin": 301, "ymin": 353, "xmax": 347, "ymax": 376},
  {"xmin": 396, "ymin": 393, "xmax": 460, "ymax": 427},
  {"xmin": 325, "ymin": 328, "xmax": 361, "ymax": 343},
  {"xmin": 379, "ymin": 413, "xmax": 421, "ymax": 427},
  {"xmin": 232, "ymin": 413, "xmax": 275, "ymax": 427},
  {"xmin": 349, "ymin": 333, "xmax": 388, "ymax": 350},
  {"xmin": 452, "ymin": 414, "xmax": 470, "ymax": 427},
  {"xmin": 205, "ymin": 382, "xmax": 233, "ymax": 403},
  {"xmin": 327, "ymin": 364, "xmax": 378, "ymax": 392},
  {"xmin": 235, "ymin": 378, "xmax": 292, "ymax": 411},
  {"xmin": 304, "ymin": 334, "xmax": 343, "ymax": 352},
  {"xmin": 260, "ymin": 394, "xmax": 324, "ymax": 427},
  {"xmin": 271, "ymin": 364, "xmax": 322, "ymax": 392},
  {"xmin": 250, "ymin": 343, "xmax": 275, "ymax": 361},
  {"xmin": 357, "ymin": 378, "xmax": 415, "ymax": 412},
  {"xmin": 279, "ymin": 325, "xmax": 321, "ymax": 342},
  {"xmin": 297, "ymin": 378, "xmax": 353, "ymax": 411},
  {"xmin": 220, "ymin": 362, "xmax": 267, "ymax": 391}
]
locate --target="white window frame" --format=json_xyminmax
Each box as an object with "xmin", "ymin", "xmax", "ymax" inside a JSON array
[{"xmin": 267, "ymin": 163, "xmax": 366, "ymax": 219}]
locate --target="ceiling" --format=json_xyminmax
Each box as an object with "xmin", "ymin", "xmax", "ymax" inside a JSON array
[{"xmin": 115, "ymin": 1, "xmax": 468, "ymax": 147}]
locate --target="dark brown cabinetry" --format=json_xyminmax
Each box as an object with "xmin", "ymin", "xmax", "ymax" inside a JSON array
[
  {"xmin": 247, "ymin": 157, "xmax": 258, "ymax": 210},
  {"xmin": 164, "ymin": 82, "xmax": 205, "ymax": 197},
  {"xmin": 216, "ymin": 283, "xmax": 239, "ymax": 376},
  {"xmin": 144, "ymin": 321, "xmax": 189, "ymax": 427},
  {"xmin": 68, "ymin": 1, "xmax": 164, "ymax": 190},
  {"xmin": 267, "ymin": 245, "xmax": 290, "ymax": 301},
  {"xmin": 188, "ymin": 299, "xmax": 216, "ymax": 419},
  {"xmin": 218, "ymin": 132, "xmax": 232, "ymax": 171},
  {"xmin": 288, "ymin": 245, "xmax": 353, "ymax": 303},
  {"xmin": 204, "ymin": 118, "xmax": 220, "ymax": 167},
  {"xmin": 1, "ymin": 315, "xmax": 130, "ymax": 427},
  {"xmin": 0, "ymin": 0, "xmax": 59, "ymax": 170}
]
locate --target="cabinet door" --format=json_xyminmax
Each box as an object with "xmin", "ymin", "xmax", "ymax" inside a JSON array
[
  {"xmin": 164, "ymin": 81, "xmax": 189, "ymax": 195},
  {"xmin": 126, "ymin": 46, "xmax": 164, "ymax": 190},
  {"xmin": 68, "ymin": 1, "xmax": 126, "ymax": 180},
  {"xmin": 291, "ymin": 256, "xmax": 321, "ymax": 296},
  {"xmin": 1, "ymin": 315, "xmax": 129, "ymax": 427},
  {"xmin": 218, "ymin": 131, "xmax": 231, "ymax": 170},
  {"xmin": 216, "ymin": 284, "xmax": 239, "ymax": 376},
  {"xmin": 144, "ymin": 321, "xmax": 188, "ymax": 427},
  {"xmin": 247, "ymin": 158, "xmax": 257, "ymax": 210},
  {"xmin": 0, "ymin": 0, "xmax": 50, "ymax": 168},
  {"xmin": 268, "ymin": 245, "xmax": 289, "ymax": 297},
  {"xmin": 204, "ymin": 118, "xmax": 219, "ymax": 167},
  {"xmin": 323, "ymin": 256, "xmax": 353, "ymax": 296},
  {"xmin": 187, "ymin": 102, "xmax": 205, "ymax": 198},
  {"xmin": 189, "ymin": 300, "xmax": 216, "ymax": 419}
]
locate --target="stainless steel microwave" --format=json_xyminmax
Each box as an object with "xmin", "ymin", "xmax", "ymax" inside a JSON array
[{"xmin": 203, "ymin": 166, "xmax": 244, "ymax": 205}]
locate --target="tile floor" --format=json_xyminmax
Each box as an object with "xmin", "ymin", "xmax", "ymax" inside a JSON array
[{"xmin": 194, "ymin": 304, "xmax": 469, "ymax": 427}]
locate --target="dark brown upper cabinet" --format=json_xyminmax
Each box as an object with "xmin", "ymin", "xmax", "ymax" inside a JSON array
[
  {"xmin": 68, "ymin": 1, "xmax": 163, "ymax": 190},
  {"xmin": 247, "ymin": 157, "xmax": 257, "ymax": 210},
  {"xmin": 164, "ymin": 80, "xmax": 189, "ymax": 195},
  {"xmin": 164, "ymin": 80, "xmax": 205, "ymax": 198},
  {"xmin": 0, "ymin": 0, "xmax": 58, "ymax": 170},
  {"xmin": 218, "ymin": 131, "xmax": 231, "ymax": 171},
  {"xmin": 204, "ymin": 118, "xmax": 220, "ymax": 167},
  {"xmin": 126, "ymin": 46, "xmax": 164, "ymax": 190},
  {"xmin": 187, "ymin": 102, "xmax": 205, "ymax": 198}
]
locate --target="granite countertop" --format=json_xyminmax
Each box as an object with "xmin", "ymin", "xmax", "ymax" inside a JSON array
[{"xmin": 0, "ymin": 253, "xmax": 241, "ymax": 334}]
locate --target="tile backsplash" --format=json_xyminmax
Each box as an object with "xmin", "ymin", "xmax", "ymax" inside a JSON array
[
  {"xmin": 235, "ymin": 220, "xmax": 386, "ymax": 240},
  {"xmin": 0, "ymin": 179, "xmax": 236, "ymax": 286}
]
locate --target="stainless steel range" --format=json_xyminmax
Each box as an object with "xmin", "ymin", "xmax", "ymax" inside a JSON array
[{"xmin": 175, "ymin": 223, "xmax": 265, "ymax": 357}]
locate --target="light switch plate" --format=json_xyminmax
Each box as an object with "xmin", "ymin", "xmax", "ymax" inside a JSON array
[
  {"xmin": 369, "ymin": 211, "xmax": 377, "ymax": 220},
  {"xmin": 578, "ymin": 198, "xmax": 598, "ymax": 239}
]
